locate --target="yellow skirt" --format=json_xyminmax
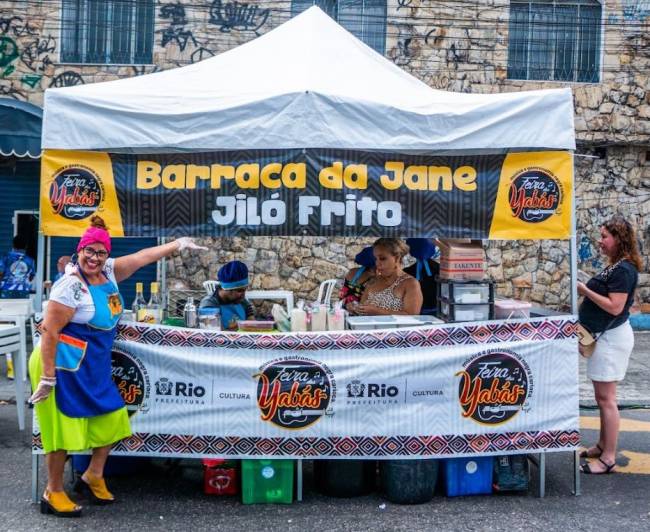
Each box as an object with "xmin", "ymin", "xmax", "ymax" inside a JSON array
[{"xmin": 29, "ymin": 345, "xmax": 132, "ymax": 453}]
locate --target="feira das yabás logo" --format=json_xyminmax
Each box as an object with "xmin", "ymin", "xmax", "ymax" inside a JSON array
[
  {"xmin": 455, "ymin": 350, "xmax": 532, "ymax": 425},
  {"xmin": 508, "ymin": 168, "xmax": 562, "ymax": 223},
  {"xmin": 49, "ymin": 165, "xmax": 103, "ymax": 220},
  {"xmin": 111, "ymin": 348, "xmax": 150, "ymax": 417},
  {"xmin": 254, "ymin": 357, "xmax": 335, "ymax": 429}
]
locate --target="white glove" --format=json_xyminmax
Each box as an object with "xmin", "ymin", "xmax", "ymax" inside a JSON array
[
  {"xmin": 175, "ymin": 237, "xmax": 208, "ymax": 252},
  {"xmin": 29, "ymin": 376, "xmax": 56, "ymax": 404}
]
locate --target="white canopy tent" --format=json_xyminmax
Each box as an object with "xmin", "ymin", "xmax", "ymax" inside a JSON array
[{"xmin": 42, "ymin": 7, "xmax": 575, "ymax": 153}]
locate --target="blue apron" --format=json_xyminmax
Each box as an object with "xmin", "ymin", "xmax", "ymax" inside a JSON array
[
  {"xmin": 221, "ymin": 303, "xmax": 247, "ymax": 330},
  {"xmin": 54, "ymin": 270, "xmax": 125, "ymax": 418}
]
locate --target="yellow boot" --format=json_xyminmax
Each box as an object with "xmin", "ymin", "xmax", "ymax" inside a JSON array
[
  {"xmin": 40, "ymin": 489, "xmax": 82, "ymax": 517},
  {"xmin": 74, "ymin": 471, "xmax": 115, "ymax": 504}
]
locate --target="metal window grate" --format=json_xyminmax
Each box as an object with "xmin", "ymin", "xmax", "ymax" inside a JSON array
[
  {"xmin": 292, "ymin": 0, "xmax": 387, "ymax": 55},
  {"xmin": 507, "ymin": 1, "xmax": 601, "ymax": 82},
  {"xmin": 61, "ymin": 0, "xmax": 154, "ymax": 65}
]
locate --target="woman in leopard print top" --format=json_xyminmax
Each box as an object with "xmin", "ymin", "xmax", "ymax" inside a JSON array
[{"xmin": 353, "ymin": 238, "xmax": 422, "ymax": 316}]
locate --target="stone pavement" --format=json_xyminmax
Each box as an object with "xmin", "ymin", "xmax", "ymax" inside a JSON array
[{"xmin": 1, "ymin": 331, "xmax": 648, "ymax": 406}]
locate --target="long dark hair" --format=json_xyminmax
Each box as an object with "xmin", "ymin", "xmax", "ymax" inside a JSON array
[{"xmin": 602, "ymin": 216, "xmax": 643, "ymax": 271}]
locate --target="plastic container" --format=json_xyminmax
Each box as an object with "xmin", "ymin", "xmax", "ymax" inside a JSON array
[
  {"xmin": 380, "ymin": 459, "xmax": 438, "ymax": 504},
  {"xmin": 290, "ymin": 307, "xmax": 307, "ymax": 332},
  {"xmin": 314, "ymin": 460, "xmax": 376, "ymax": 497},
  {"xmin": 198, "ymin": 307, "xmax": 221, "ymax": 330},
  {"xmin": 237, "ymin": 320, "xmax": 275, "ymax": 332},
  {"xmin": 443, "ymin": 457, "xmax": 493, "ymax": 497},
  {"xmin": 71, "ymin": 455, "xmax": 149, "ymax": 477},
  {"xmin": 440, "ymin": 283, "xmax": 491, "ymax": 304},
  {"xmin": 494, "ymin": 299, "xmax": 532, "ymax": 319},
  {"xmin": 241, "ymin": 459, "xmax": 294, "ymax": 504},
  {"xmin": 327, "ymin": 309, "xmax": 346, "ymax": 331},
  {"xmin": 309, "ymin": 305, "xmax": 328, "ymax": 331},
  {"xmin": 439, "ymin": 301, "xmax": 492, "ymax": 322},
  {"xmin": 202, "ymin": 459, "xmax": 239, "ymax": 496},
  {"xmin": 493, "ymin": 455, "xmax": 529, "ymax": 492}
]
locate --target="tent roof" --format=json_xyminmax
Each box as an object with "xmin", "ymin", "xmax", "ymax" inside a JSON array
[
  {"xmin": 42, "ymin": 7, "xmax": 575, "ymax": 153},
  {"xmin": 0, "ymin": 98, "xmax": 42, "ymax": 158}
]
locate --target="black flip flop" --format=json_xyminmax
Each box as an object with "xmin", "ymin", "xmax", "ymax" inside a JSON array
[
  {"xmin": 579, "ymin": 443, "xmax": 603, "ymax": 459},
  {"xmin": 581, "ymin": 457, "xmax": 616, "ymax": 474}
]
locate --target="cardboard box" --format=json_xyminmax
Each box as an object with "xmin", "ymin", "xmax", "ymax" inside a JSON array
[
  {"xmin": 439, "ymin": 259, "xmax": 486, "ymax": 281},
  {"xmin": 437, "ymin": 239, "xmax": 485, "ymax": 261}
]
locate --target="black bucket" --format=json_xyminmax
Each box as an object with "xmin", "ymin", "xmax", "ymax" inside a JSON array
[
  {"xmin": 314, "ymin": 460, "xmax": 376, "ymax": 497},
  {"xmin": 380, "ymin": 459, "xmax": 438, "ymax": 504}
]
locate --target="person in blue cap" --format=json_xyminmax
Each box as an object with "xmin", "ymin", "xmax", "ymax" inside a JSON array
[
  {"xmin": 199, "ymin": 260, "xmax": 255, "ymax": 330},
  {"xmin": 404, "ymin": 238, "xmax": 440, "ymax": 315},
  {"xmin": 339, "ymin": 246, "xmax": 376, "ymax": 310}
]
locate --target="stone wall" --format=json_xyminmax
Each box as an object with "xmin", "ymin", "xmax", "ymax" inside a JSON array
[{"xmin": 1, "ymin": 0, "xmax": 648, "ymax": 306}]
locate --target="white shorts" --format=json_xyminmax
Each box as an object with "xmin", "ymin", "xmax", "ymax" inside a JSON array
[{"xmin": 586, "ymin": 320, "xmax": 634, "ymax": 382}]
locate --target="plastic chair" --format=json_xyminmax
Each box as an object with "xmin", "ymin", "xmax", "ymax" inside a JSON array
[
  {"xmin": 316, "ymin": 279, "xmax": 338, "ymax": 307},
  {"xmin": 203, "ymin": 281, "xmax": 219, "ymax": 295},
  {"xmin": 0, "ymin": 324, "xmax": 25, "ymax": 430}
]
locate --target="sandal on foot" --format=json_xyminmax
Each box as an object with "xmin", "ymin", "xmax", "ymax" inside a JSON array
[
  {"xmin": 579, "ymin": 443, "xmax": 603, "ymax": 459},
  {"xmin": 581, "ymin": 458, "xmax": 616, "ymax": 475},
  {"xmin": 74, "ymin": 472, "xmax": 115, "ymax": 505},
  {"xmin": 40, "ymin": 489, "xmax": 82, "ymax": 517}
]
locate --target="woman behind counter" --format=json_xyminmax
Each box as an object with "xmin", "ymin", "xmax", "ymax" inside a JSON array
[
  {"xmin": 353, "ymin": 238, "xmax": 423, "ymax": 316},
  {"xmin": 29, "ymin": 216, "xmax": 205, "ymax": 517},
  {"xmin": 577, "ymin": 216, "xmax": 641, "ymax": 475}
]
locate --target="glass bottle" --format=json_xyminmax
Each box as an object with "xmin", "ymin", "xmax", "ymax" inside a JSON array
[
  {"xmin": 132, "ymin": 282, "xmax": 147, "ymax": 322},
  {"xmin": 146, "ymin": 282, "xmax": 162, "ymax": 324}
]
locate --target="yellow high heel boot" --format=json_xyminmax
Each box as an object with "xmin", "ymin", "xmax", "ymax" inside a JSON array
[
  {"xmin": 74, "ymin": 471, "xmax": 115, "ymax": 504},
  {"xmin": 40, "ymin": 489, "xmax": 82, "ymax": 517}
]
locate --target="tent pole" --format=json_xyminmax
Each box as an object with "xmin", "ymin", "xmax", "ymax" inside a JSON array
[
  {"xmin": 570, "ymin": 152, "xmax": 577, "ymax": 314},
  {"xmin": 35, "ymin": 232, "xmax": 45, "ymax": 312}
]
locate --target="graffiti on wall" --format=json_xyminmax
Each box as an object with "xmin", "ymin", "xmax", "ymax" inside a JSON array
[
  {"xmin": 0, "ymin": 13, "xmax": 57, "ymax": 96},
  {"xmin": 0, "ymin": 16, "xmax": 38, "ymax": 38},
  {"xmin": 388, "ymin": 23, "xmax": 419, "ymax": 67},
  {"xmin": 50, "ymin": 71, "xmax": 84, "ymax": 88},
  {"xmin": 20, "ymin": 35, "xmax": 55, "ymax": 72},
  {"xmin": 208, "ymin": 0, "xmax": 270, "ymax": 34},
  {"xmin": 159, "ymin": 3, "xmax": 198, "ymax": 52}
]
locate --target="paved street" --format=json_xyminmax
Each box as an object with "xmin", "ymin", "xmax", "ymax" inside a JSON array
[{"xmin": 1, "ymin": 333, "xmax": 649, "ymax": 531}]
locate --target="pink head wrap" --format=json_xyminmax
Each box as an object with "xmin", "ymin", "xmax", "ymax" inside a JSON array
[{"xmin": 77, "ymin": 226, "xmax": 112, "ymax": 254}]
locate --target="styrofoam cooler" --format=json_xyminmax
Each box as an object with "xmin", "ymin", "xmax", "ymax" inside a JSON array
[{"xmin": 494, "ymin": 299, "xmax": 531, "ymax": 319}]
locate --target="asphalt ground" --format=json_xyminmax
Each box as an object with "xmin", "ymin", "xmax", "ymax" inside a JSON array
[
  {"xmin": 1, "ymin": 405, "xmax": 649, "ymax": 531},
  {"xmin": 1, "ymin": 332, "xmax": 648, "ymax": 531}
]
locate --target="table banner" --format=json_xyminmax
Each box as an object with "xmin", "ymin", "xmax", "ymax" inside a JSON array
[
  {"xmin": 33, "ymin": 317, "xmax": 580, "ymax": 458},
  {"xmin": 40, "ymin": 149, "xmax": 572, "ymax": 239}
]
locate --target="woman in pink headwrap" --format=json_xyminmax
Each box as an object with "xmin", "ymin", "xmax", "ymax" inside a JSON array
[{"xmin": 28, "ymin": 215, "xmax": 205, "ymax": 518}]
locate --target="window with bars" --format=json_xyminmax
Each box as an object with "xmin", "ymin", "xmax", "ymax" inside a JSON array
[
  {"xmin": 507, "ymin": 1, "xmax": 602, "ymax": 82},
  {"xmin": 61, "ymin": 0, "xmax": 154, "ymax": 64},
  {"xmin": 291, "ymin": 0, "xmax": 387, "ymax": 54}
]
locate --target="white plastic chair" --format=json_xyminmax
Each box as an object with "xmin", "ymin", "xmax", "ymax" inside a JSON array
[
  {"xmin": 0, "ymin": 298, "xmax": 32, "ymax": 382},
  {"xmin": 316, "ymin": 279, "xmax": 338, "ymax": 307},
  {"xmin": 0, "ymin": 324, "xmax": 25, "ymax": 430},
  {"xmin": 203, "ymin": 280, "xmax": 219, "ymax": 295}
]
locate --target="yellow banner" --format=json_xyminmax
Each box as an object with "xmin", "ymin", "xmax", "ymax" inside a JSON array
[
  {"xmin": 488, "ymin": 151, "xmax": 573, "ymax": 240},
  {"xmin": 40, "ymin": 150, "xmax": 124, "ymax": 237}
]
